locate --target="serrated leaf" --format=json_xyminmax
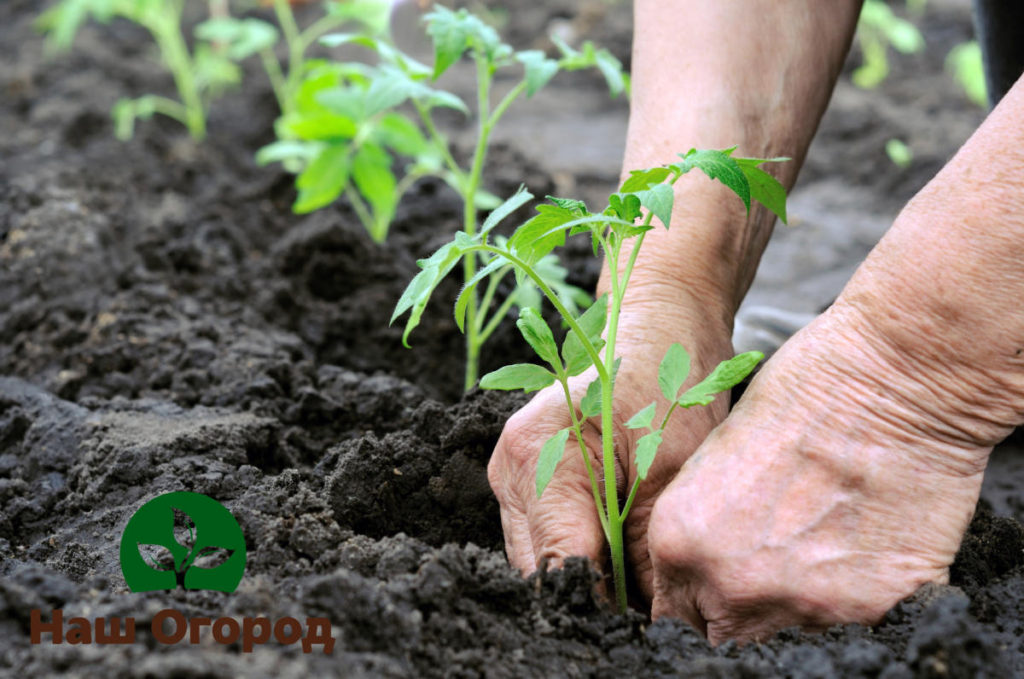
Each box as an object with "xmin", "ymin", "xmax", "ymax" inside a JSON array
[
  {"xmin": 516, "ymin": 307, "xmax": 560, "ymax": 368},
  {"xmin": 677, "ymin": 351, "xmax": 763, "ymax": 408},
  {"xmin": 480, "ymin": 363, "xmax": 555, "ymax": 392},
  {"xmin": 658, "ymin": 343, "xmax": 691, "ymax": 402},
  {"xmin": 482, "ymin": 186, "xmax": 534, "ymax": 235},
  {"xmin": 625, "ymin": 402, "xmax": 657, "ymax": 430},
  {"xmin": 580, "ymin": 376, "xmax": 602, "ymax": 418},
  {"xmin": 424, "ymin": 6, "xmax": 473, "ymax": 78},
  {"xmin": 673, "ymin": 148, "xmax": 750, "ymax": 212},
  {"xmin": 516, "ymin": 50, "xmax": 559, "ymax": 96},
  {"xmin": 619, "ymin": 167, "xmax": 671, "ymax": 192},
  {"xmin": 634, "ymin": 430, "xmax": 663, "ymax": 480},
  {"xmin": 633, "ymin": 183, "xmax": 674, "ymax": 229},
  {"xmin": 507, "ymin": 204, "xmax": 573, "ymax": 264},
  {"xmin": 392, "ymin": 242, "xmax": 463, "ymax": 346},
  {"xmin": 546, "ymin": 195, "xmax": 589, "ymax": 215},
  {"xmin": 536, "ymin": 428, "xmax": 571, "ymax": 497},
  {"xmin": 562, "ymin": 294, "xmax": 607, "ymax": 376},
  {"xmin": 735, "ymin": 157, "xmax": 789, "ymax": 223}
]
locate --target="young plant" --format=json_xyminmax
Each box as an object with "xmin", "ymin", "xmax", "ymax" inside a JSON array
[
  {"xmin": 853, "ymin": 0, "xmax": 924, "ymax": 89},
  {"xmin": 38, "ymin": 0, "xmax": 245, "ymax": 140},
  {"xmin": 393, "ymin": 148, "xmax": 788, "ymax": 612},
  {"xmin": 262, "ymin": 4, "xmax": 627, "ymax": 389}
]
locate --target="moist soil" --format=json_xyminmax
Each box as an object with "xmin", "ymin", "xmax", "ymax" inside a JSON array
[{"xmin": 2, "ymin": 0, "xmax": 1024, "ymax": 676}]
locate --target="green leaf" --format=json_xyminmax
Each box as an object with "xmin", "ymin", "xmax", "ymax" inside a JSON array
[
  {"xmin": 562, "ymin": 294, "xmax": 607, "ymax": 376},
  {"xmin": 195, "ymin": 18, "xmax": 279, "ymax": 61},
  {"xmin": 294, "ymin": 144, "xmax": 350, "ymax": 213},
  {"xmin": 625, "ymin": 402, "xmax": 657, "ymax": 430},
  {"xmin": 658, "ymin": 343, "xmax": 691, "ymax": 402},
  {"xmin": 673, "ymin": 148, "xmax": 750, "ymax": 212},
  {"xmin": 516, "ymin": 50, "xmax": 559, "ymax": 96},
  {"xmin": 619, "ymin": 167, "xmax": 671, "ymax": 193},
  {"xmin": 364, "ymin": 67, "xmax": 418, "ymax": 116},
  {"xmin": 482, "ymin": 186, "xmax": 534, "ymax": 236},
  {"xmin": 608, "ymin": 193, "xmax": 641, "ymax": 222},
  {"xmin": 579, "ymin": 376, "xmax": 602, "ymax": 418},
  {"xmin": 507, "ymin": 204, "xmax": 574, "ymax": 264},
  {"xmin": 536, "ymin": 428, "xmax": 571, "ymax": 497},
  {"xmin": 352, "ymin": 143, "xmax": 398, "ymax": 242},
  {"xmin": 516, "ymin": 307, "xmax": 560, "ymax": 368},
  {"xmin": 677, "ymin": 351, "xmax": 764, "ymax": 408},
  {"xmin": 735, "ymin": 158, "xmax": 789, "ymax": 223},
  {"xmin": 392, "ymin": 242, "xmax": 464, "ymax": 346},
  {"xmin": 480, "ymin": 363, "xmax": 556, "ymax": 392},
  {"xmin": 635, "ymin": 430, "xmax": 663, "ymax": 481},
  {"xmin": 373, "ymin": 113, "xmax": 428, "ymax": 156},
  {"xmin": 546, "ymin": 196, "xmax": 589, "ymax": 215},
  {"xmin": 424, "ymin": 5, "xmax": 471, "ymax": 78},
  {"xmin": 593, "ymin": 46, "xmax": 626, "ymax": 98},
  {"xmin": 632, "ymin": 183, "xmax": 674, "ymax": 229},
  {"xmin": 325, "ymin": 0, "xmax": 393, "ymax": 36},
  {"xmin": 255, "ymin": 140, "xmax": 320, "ymax": 167}
]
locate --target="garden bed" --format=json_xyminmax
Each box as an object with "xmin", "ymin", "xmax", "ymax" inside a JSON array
[{"xmin": 2, "ymin": 0, "xmax": 1024, "ymax": 676}]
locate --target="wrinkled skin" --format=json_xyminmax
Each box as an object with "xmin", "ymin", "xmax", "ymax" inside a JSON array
[{"xmin": 488, "ymin": 0, "xmax": 1024, "ymax": 644}]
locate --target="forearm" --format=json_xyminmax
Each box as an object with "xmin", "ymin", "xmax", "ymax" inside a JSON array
[
  {"xmin": 604, "ymin": 0, "xmax": 862, "ymax": 323},
  {"xmin": 838, "ymin": 74, "xmax": 1024, "ymax": 448}
]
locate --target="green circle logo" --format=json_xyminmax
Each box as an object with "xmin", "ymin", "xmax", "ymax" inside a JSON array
[{"xmin": 119, "ymin": 492, "xmax": 246, "ymax": 593}]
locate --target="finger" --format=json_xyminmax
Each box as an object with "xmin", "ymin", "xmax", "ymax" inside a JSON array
[{"xmin": 497, "ymin": 493, "xmax": 536, "ymax": 574}]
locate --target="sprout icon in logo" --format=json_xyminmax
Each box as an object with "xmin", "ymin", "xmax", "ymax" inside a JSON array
[{"xmin": 120, "ymin": 492, "xmax": 246, "ymax": 593}]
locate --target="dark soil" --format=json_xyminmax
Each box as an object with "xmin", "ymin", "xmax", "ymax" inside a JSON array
[{"xmin": 2, "ymin": 0, "xmax": 1023, "ymax": 676}]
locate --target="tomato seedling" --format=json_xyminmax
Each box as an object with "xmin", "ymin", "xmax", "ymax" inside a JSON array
[
  {"xmin": 393, "ymin": 147, "xmax": 788, "ymax": 612},
  {"xmin": 263, "ymin": 4, "xmax": 627, "ymax": 389}
]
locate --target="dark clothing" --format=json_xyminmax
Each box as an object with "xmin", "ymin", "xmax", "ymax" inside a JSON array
[{"xmin": 972, "ymin": 0, "xmax": 1024, "ymax": 106}]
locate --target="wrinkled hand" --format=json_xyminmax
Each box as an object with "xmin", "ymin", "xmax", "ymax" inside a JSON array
[
  {"xmin": 647, "ymin": 303, "xmax": 991, "ymax": 643},
  {"xmin": 488, "ymin": 299, "xmax": 733, "ymax": 600}
]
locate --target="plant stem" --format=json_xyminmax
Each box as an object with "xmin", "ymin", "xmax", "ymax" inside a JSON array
[
  {"xmin": 557, "ymin": 375, "xmax": 610, "ymax": 538},
  {"xmin": 259, "ymin": 47, "xmax": 289, "ymax": 114},
  {"xmin": 472, "ymin": 245, "xmax": 608, "ymax": 383},
  {"xmin": 460, "ymin": 57, "xmax": 493, "ymax": 390},
  {"xmin": 147, "ymin": 10, "xmax": 206, "ymax": 140}
]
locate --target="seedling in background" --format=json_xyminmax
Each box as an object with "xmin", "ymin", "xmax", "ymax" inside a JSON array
[
  {"xmin": 37, "ymin": 0, "xmax": 388, "ymax": 140},
  {"xmin": 264, "ymin": 4, "xmax": 626, "ymax": 389},
  {"xmin": 853, "ymin": 0, "xmax": 924, "ymax": 89},
  {"xmin": 393, "ymin": 147, "xmax": 789, "ymax": 611},
  {"xmin": 38, "ymin": 0, "xmax": 242, "ymax": 140}
]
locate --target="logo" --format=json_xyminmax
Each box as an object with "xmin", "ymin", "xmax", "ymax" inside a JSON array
[{"xmin": 119, "ymin": 492, "xmax": 246, "ymax": 593}]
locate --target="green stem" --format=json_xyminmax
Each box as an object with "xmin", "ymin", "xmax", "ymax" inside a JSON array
[
  {"xmin": 414, "ymin": 101, "xmax": 465, "ymax": 180},
  {"xmin": 142, "ymin": 96, "xmax": 191, "ymax": 124},
  {"xmin": 345, "ymin": 186, "xmax": 378, "ymax": 241},
  {"xmin": 147, "ymin": 11, "xmax": 205, "ymax": 140},
  {"xmin": 602, "ymin": 233, "xmax": 627, "ymax": 612},
  {"xmin": 471, "ymin": 245, "xmax": 608, "ymax": 384},
  {"xmin": 273, "ymin": 0, "xmax": 305, "ymax": 107},
  {"xmin": 477, "ymin": 290, "xmax": 517, "ymax": 345},
  {"xmin": 461, "ymin": 56, "xmax": 494, "ymax": 391},
  {"xmin": 557, "ymin": 375, "xmax": 610, "ymax": 538},
  {"xmin": 259, "ymin": 47, "xmax": 289, "ymax": 115}
]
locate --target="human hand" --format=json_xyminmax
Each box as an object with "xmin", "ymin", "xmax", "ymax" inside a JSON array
[
  {"xmin": 488, "ymin": 293, "xmax": 735, "ymax": 600},
  {"xmin": 647, "ymin": 301, "xmax": 992, "ymax": 643}
]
